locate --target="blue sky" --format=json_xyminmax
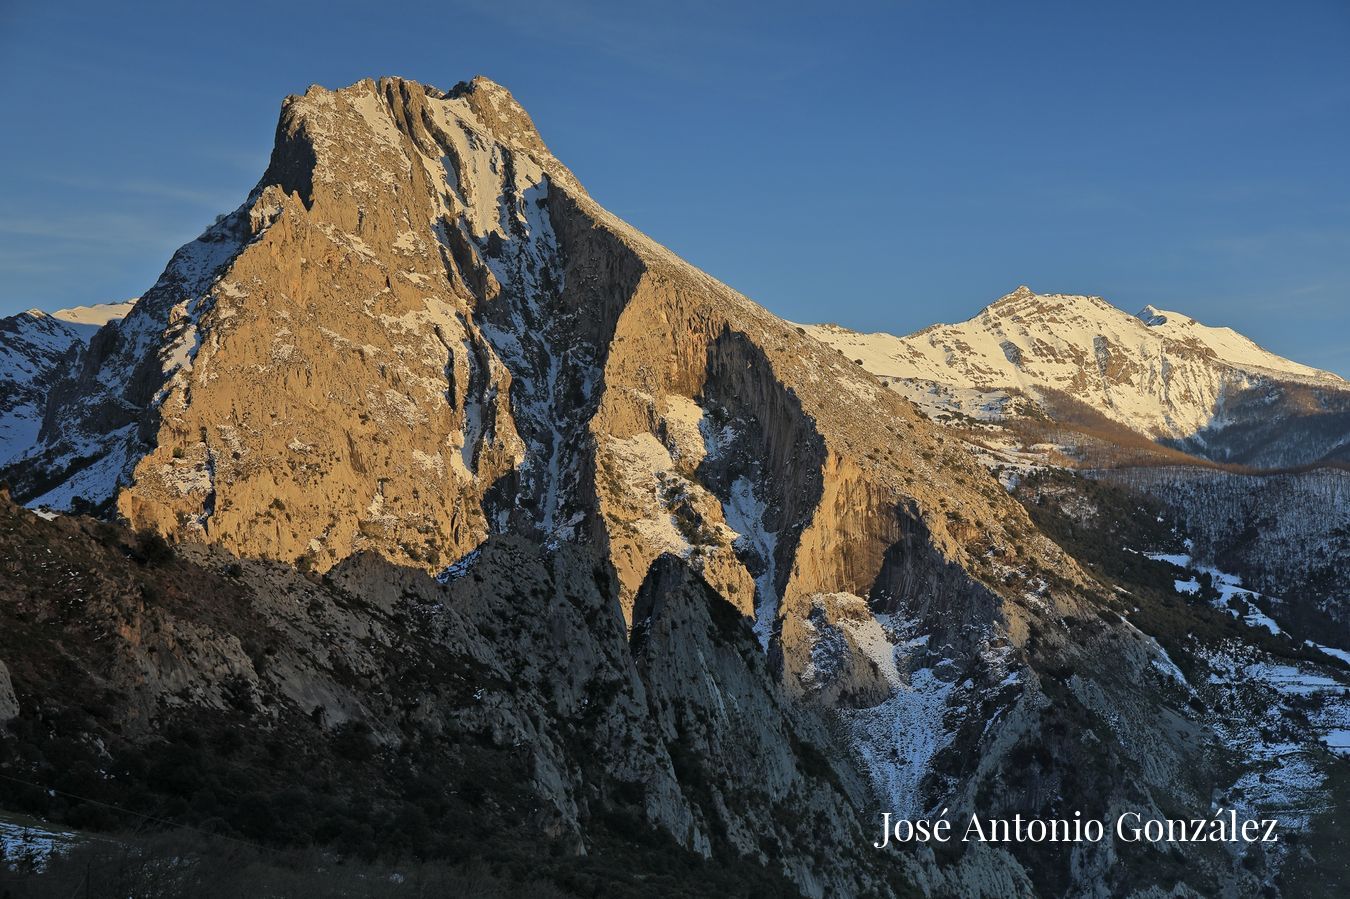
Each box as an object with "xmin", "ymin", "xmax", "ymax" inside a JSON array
[{"xmin": 2, "ymin": 0, "xmax": 1347, "ymax": 374}]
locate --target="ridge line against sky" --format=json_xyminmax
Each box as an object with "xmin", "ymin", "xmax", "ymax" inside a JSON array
[{"xmin": 0, "ymin": 0, "xmax": 1346, "ymax": 375}]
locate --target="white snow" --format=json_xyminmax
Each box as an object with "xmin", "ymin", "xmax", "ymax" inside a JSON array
[
  {"xmin": 1145, "ymin": 550, "xmax": 1283, "ymax": 634},
  {"xmin": 1150, "ymin": 647, "xmax": 1190, "ymax": 687},
  {"xmin": 722, "ymin": 476, "xmax": 779, "ymax": 648},
  {"xmin": 0, "ymin": 818, "xmax": 79, "ymax": 871},
  {"xmin": 51, "ymin": 299, "xmax": 137, "ymax": 329},
  {"xmin": 435, "ymin": 547, "xmax": 482, "ymax": 583},
  {"xmin": 0, "ymin": 302, "xmax": 136, "ymax": 466},
  {"xmin": 803, "ymin": 287, "xmax": 1346, "ymax": 443},
  {"xmin": 1309, "ymin": 642, "xmax": 1350, "ymax": 666},
  {"xmin": 1139, "ymin": 546, "xmax": 1350, "ymax": 783},
  {"xmin": 795, "ymin": 594, "xmax": 962, "ymax": 818},
  {"xmin": 1194, "ymin": 637, "xmax": 1349, "ymax": 850},
  {"xmin": 661, "ymin": 395, "xmax": 710, "ymax": 467},
  {"xmin": 27, "ymin": 425, "xmax": 140, "ymax": 510},
  {"xmin": 606, "ymin": 434, "xmax": 694, "ymax": 558},
  {"xmin": 411, "ymin": 449, "xmax": 446, "ymax": 477},
  {"xmin": 419, "ymin": 108, "xmax": 576, "ymax": 539},
  {"xmin": 0, "ymin": 414, "xmax": 42, "ymax": 469},
  {"xmin": 843, "ymin": 665, "xmax": 957, "ymax": 818},
  {"xmin": 1243, "ymin": 663, "xmax": 1341, "ymax": 697},
  {"xmin": 1134, "ymin": 304, "xmax": 1341, "ymax": 383},
  {"xmin": 15, "ymin": 197, "xmax": 261, "ymax": 511}
]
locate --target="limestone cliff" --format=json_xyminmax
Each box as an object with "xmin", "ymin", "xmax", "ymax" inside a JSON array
[{"xmin": 0, "ymin": 77, "xmax": 1284, "ymax": 896}]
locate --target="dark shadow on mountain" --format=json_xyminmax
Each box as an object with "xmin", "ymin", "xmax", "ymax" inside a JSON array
[{"xmin": 694, "ymin": 325, "xmax": 826, "ymax": 649}]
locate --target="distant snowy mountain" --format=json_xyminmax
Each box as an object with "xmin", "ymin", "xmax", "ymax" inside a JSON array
[
  {"xmin": 50, "ymin": 300, "xmax": 138, "ymax": 333},
  {"xmin": 0, "ymin": 302, "xmax": 136, "ymax": 465},
  {"xmin": 805, "ymin": 286, "xmax": 1350, "ymax": 468}
]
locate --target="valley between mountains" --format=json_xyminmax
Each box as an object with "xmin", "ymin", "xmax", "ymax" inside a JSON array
[{"xmin": 1, "ymin": 77, "xmax": 1346, "ymax": 898}]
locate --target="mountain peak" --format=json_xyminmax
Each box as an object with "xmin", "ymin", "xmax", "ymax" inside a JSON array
[
  {"xmin": 280, "ymin": 75, "xmax": 582, "ymax": 201},
  {"xmin": 992, "ymin": 285, "xmax": 1036, "ymax": 305},
  {"xmin": 985, "ymin": 286, "xmax": 1118, "ymax": 319},
  {"xmin": 807, "ymin": 285, "xmax": 1348, "ymax": 463},
  {"xmin": 449, "ymin": 74, "xmax": 521, "ymax": 103},
  {"xmin": 445, "ymin": 75, "xmax": 556, "ymax": 163},
  {"xmin": 1136, "ymin": 304, "xmax": 1165, "ymax": 325},
  {"xmin": 980, "ymin": 285, "xmax": 1035, "ymax": 315}
]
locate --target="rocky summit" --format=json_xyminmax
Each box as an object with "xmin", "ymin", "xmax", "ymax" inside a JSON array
[{"xmin": 2, "ymin": 78, "xmax": 1347, "ymax": 898}]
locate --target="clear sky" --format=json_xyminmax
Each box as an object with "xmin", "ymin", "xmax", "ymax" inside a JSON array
[{"xmin": 2, "ymin": 0, "xmax": 1347, "ymax": 374}]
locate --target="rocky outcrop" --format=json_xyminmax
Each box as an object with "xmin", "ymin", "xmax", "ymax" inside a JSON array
[
  {"xmin": 0, "ymin": 487, "xmax": 889, "ymax": 895},
  {"xmin": 0, "ymin": 660, "xmax": 17, "ymax": 724},
  {"xmin": 630, "ymin": 555, "xmax": 884, "ymax": 896}
]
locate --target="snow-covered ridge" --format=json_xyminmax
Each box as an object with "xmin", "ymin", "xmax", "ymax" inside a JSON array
[
  {"xmin": 1131, "ymin": 302, "xmax": 1338, "ymax": 383},
  {"xmin": 8, "ymin": 196, "xmax": 260, "ymax": 511},
  {"xmin": 51, "ymin": 299, "xmax": 138, "ymax": 331},
  {"xmin": 0, "ymin": 301, "xmax": 136, "ymax": 467},
  {"xmin": 803, "ymin": 287, "xmax": 1347, "ymax": 450}
]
